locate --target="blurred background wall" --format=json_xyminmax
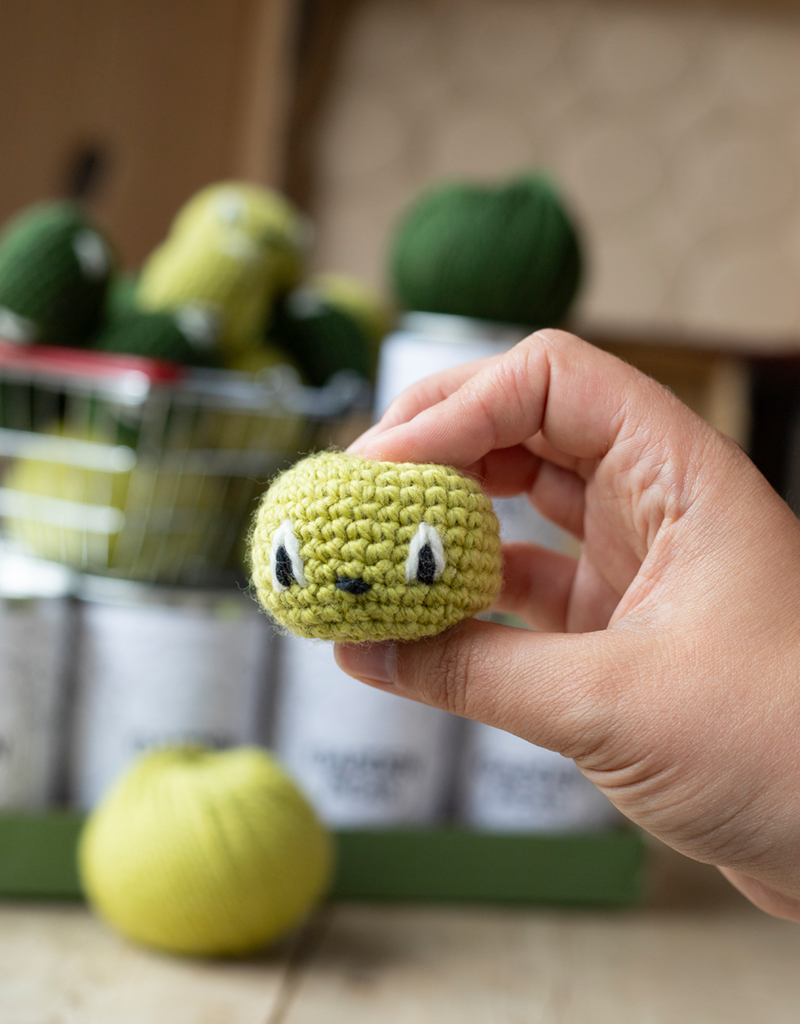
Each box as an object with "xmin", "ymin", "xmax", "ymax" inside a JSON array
[
  {"xmin": 307, "ymin": 0, "xmax": 800, "ymax": 346},
  {"xmin": 4, "ymin": 0, "xmax": 799, "ymax": 349},
  {"xmin": 0, "ymin": 0, "xmax": 295, "ymax": 267}
]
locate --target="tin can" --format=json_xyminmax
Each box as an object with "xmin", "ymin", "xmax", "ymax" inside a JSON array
[
  {"xmin": 376, "ymin": 311, "xmax": 566, "ymax": 552},
  {"xmin": 375, "ymin": 312, "xmax": 529, "ymax": 418},
  {"xmin": 272, "ymin": 634, "xmax": 458, "ymax": 827},
  {"xmin": 458, "ymin": 722, "xmax": 620, "ymax": 832},
  {"xmin": 71, "ymin": 577, "xmax": 274, "ymax": 808},
  {"xmin": 0, "ymin": 550, "xmax": 74, "ymax": 808}
]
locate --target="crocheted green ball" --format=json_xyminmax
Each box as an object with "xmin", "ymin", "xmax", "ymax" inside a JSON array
[
  {"xmin": 169, "ymin": 181, "xmax": 309, "ymax": 294},
  {"xmin": 250, "ymin": 451, "xmax": 502, "ymax": 643},
  {"xmin": 310, "ymin": 272, "xmax": 393, "ymax": 347},
  {"xmin": 0, "ymin": 202, "xmax": 114, "ymax": 346},
  {"xmin": 94, "ymin": 309, "xmax": 219, "ymax": 366},
  {"xmin": 104, "ymin": 272, "xmax": 140, "ymax": 326},
  {"xmin": 390, "ymin": 173, "xmax": 582, "ymax": 327},
  {"xmin": 270, "ymin": 287, "xmax": 372, "ymax": 387},
  {"xmin": 137, "ymin": 182, "xmax": 310, "ymax": 358}
]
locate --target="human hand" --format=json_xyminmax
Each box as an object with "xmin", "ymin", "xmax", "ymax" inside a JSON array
[{"xmin": 335, "ymin": 329, "xmax": 800, "ymax": 919}]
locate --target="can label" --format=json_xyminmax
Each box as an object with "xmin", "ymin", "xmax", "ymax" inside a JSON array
[
  {"xmin": 0, "ymin": 598, "xmax": 70, "ymax": 808},
  {"xmin": 460, "ymin": 723, "xmax": 620, "ymax": 832},
  {"xmin": 374, "ymin": 329, "xmax": 517, "ymax": 418},
  {"xmin": 72, "ymin": 596, "xmax": 272, "ymax": 807},
  {"xmin": 273, "ymin": 635, "xmax": 457, "ymax": 827}
]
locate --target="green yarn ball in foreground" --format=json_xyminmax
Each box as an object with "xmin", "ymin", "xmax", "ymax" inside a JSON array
[
  {"xmin": 94, "ymin": 309, "xmax": 219, "ymax": 366},
  {"xmin": 79, "ymin": 746, "xmax": 333, "ymax": 958},
  {"xmin": 250, "ymin": 451, "xmax": 503, "ymax": 643},
  {"xmin": 0, "ymin": 201, "xmax": 114, "ymax": 346},
  {"xmin": 390, "ymin": 173, "xmax": 582, "ymax": 327}
]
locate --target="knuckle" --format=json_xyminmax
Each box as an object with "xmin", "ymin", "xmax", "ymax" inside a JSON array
[{"xmin": 403, "ymin": 628, "xmax": 485, "ymax": 718}]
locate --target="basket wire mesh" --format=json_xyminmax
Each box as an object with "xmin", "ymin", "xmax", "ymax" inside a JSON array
[{"xmin": 0, "ymin": 346, "xmax": 369, "ymax": 585}]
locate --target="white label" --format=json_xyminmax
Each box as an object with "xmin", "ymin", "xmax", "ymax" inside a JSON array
[
  {"xmin": 374, "ymin": 332, "xmax": 514, "ymax": 418},
  {"xmin": 72, "ymin": 598, "xmax": 272, "ymax": 808},
  {"xmin": 0, "ymin": 598, "xmax": 69, "ymax": 808},
  {"xmin": 273, "ymin": 635, "xmax": 457, "ymax": 827},
  {"xmin": 459, "ymin": 722, "xmax": 620, "ymax": 833}
]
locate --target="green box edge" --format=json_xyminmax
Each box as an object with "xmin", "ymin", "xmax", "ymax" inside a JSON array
[{"xmin": 0, "ymin": 813, "xmax": 647, "ymax": 906}]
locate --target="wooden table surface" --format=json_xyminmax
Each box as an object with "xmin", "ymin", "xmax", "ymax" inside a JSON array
[{"xmin": 3, "ymin": 843, "xmax": 800, "ymax": 1024}]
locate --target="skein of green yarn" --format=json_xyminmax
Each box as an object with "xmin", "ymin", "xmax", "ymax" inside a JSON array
[
  {"xmin": 0, "ymin": 201, "xmax": 114, "ymax": 346},
  {"xmin": 390, "ymin": 173, "xmax": 582, "ymax": 327},
  {"xmin": 79, "ymin": 746, "xmax": 333, "ymax": 958},
  {"xmin": 94, "ymin": 309, "xmax": 219, "ymax": 366}
]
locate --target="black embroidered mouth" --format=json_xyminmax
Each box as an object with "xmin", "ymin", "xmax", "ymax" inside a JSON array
[{"xmin": 335, "ymin": 576, "xmax": 372, "ymax": 595}]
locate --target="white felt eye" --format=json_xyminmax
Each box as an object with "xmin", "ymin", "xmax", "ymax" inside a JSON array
[
  {"xmin": 73, "ymin": 230, "xmax": 109, "ymax": 280},
  {"xmin": 270, "ymin": 519, "xmax": 307, "ymax": 591},
  {"xmin": 405, "ymin": 523, "xmax": 445, "ymax": 585}
]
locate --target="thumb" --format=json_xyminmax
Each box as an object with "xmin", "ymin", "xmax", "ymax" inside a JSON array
[{"xmin": 334, "ymin": 619, "xmax": 625, "ymax": 763}]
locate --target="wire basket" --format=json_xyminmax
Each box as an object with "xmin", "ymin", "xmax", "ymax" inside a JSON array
[{"xmin": 0, "ymin": 344, "xmax": 370, "ymax": 585}]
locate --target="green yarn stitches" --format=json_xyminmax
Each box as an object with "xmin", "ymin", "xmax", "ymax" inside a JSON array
[
  {"xmin": 0, "ymin": 202, "xmax": 113, "ymax": 347},
  {"xmin": 250, "ymin": 451, "xmax": 502, "ymax": 643},
  {"xmin": 390, "ymin": 174, "xmax": 582, "ymax": 328}
]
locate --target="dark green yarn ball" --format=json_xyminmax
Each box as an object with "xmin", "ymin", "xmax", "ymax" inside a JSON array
[
  {"xmin": 94, "ymin": 310, "xmax": 219, "ymax": 366},
  {"xmin": 390, "ymin": 174, "xmax": 582, "ymax": 327},
  {"xmin": 0, "ymin": 202, "xmax": 114, "ymax": 347},
  {"xmin": 270, "ymin": 287, "xmax": 372, "ymax": 387},
  {"xmin": 104, "ymin": 272, "xmax": 141, "ymax": 327}
]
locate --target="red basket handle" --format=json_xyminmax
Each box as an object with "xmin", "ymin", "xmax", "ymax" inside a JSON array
[{"xmin": 0, "ymin": 342, "xmax": 185, "ymax": 384}]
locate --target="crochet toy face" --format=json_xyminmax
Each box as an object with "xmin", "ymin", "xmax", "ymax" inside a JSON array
[{"xmin": 250, "ymin": 452, "xmax": 503, "ymax": 643}]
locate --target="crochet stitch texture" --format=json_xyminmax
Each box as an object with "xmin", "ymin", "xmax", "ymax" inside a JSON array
[{"xmin": 250, "ymin": 451, "xmax": 503, "ymax": 642}]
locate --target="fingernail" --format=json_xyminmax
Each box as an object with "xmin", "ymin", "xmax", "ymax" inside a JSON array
[{"xmin": 335, "ymin": 642, "xmax": 396, "ymax": 685}]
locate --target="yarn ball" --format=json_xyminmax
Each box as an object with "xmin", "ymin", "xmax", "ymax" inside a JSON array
[
  {"xmin": 249, "ymin": 451, "xmax": 502, "ymax": 643},
  {"xmin": 104, "ymin": 272, "xmax": 140, "ymax": 325},
  {"xmin": 137, "ymin": 229, "xmax": 272, "ymax": 359},
  {"xmin": 310, "ymin": 272, "xmax": 393, "ymax": 349},
  {"xmin": 227, "ymin": 342, "xmax": 300, "ymax": 377},
  {"xmin": 168, "ymin": 181, "xmax": 310, "ymax": 294},
  {"xmin": 94, "ymin": 309, "xmax": 219, "ymax": 366},
  {"xmin": 390, "ymin": 173, "xmax": 582, "ymax": 327},
  {"xmin": 271, "ymin": 287, "xmax": 372, "ymax": 387},
  {"xmin": 2, "ymin": 423, "xmax": 227, "ymax": 580},
  {"xmin": 0, "ymin": 201, "xmax": 114, "ymax": 347},
  {"xmin": 79, "ymin": 746, "xmax": 333, "ymax": 958}
]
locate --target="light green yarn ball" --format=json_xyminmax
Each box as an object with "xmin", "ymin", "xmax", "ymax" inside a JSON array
[
  {"xmin": 79, "ymin": 746, "xmax": 333, "ymax": 958},
  {"xmin": 2, "ymin": 423, "xmax": 228, "ymax": 580}
]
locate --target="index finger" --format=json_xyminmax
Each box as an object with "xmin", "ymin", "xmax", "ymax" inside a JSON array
[{"xmin": 355, "ymin": 329, "xmax": 676, "ymax": 468}]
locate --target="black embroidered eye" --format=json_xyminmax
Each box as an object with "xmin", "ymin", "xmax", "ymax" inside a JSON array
[
  {"xmin": 416, "ymin": 543, "xmax": 437, "ymax": 585},
  {"xmin": 405, "ymin": 523, "xmax": 445, "ymax": 585},
  {"xmin": 270, "ymin": 519, "xmax": 307, "ymax": 591},
  {"xmin": 275, "ymin": 544, "xmax": 295, "ymax": 589}
]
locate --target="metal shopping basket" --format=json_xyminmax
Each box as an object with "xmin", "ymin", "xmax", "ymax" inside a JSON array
[{"xmin": 0, "ymin": 343, "xmax": 370, "ymax": 584}]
